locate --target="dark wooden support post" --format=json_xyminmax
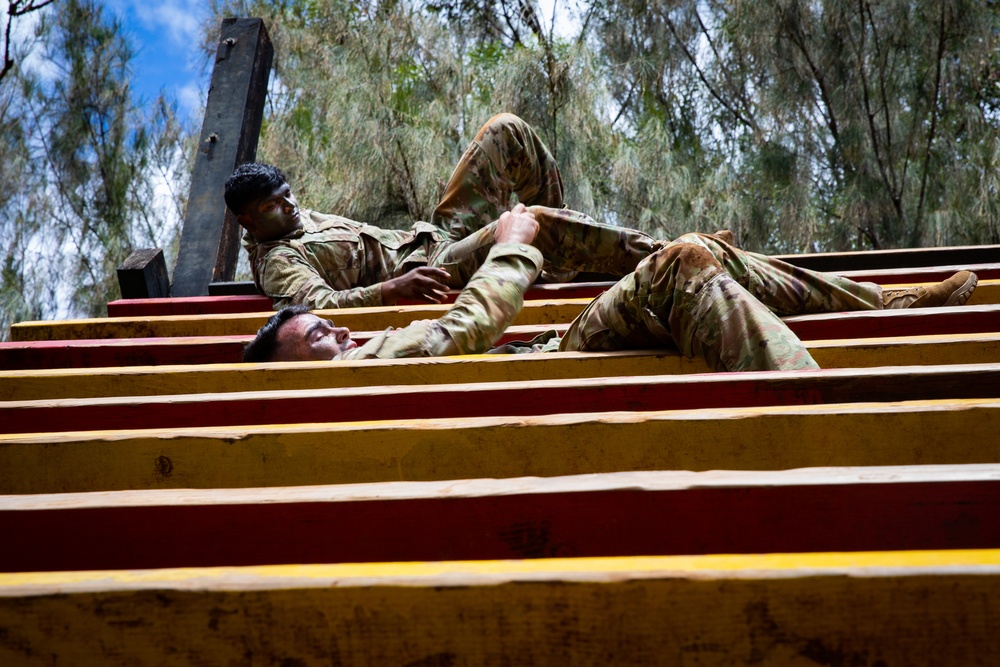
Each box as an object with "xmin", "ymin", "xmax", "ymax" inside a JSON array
[
  {"xmin": 170, "ymin": 18, "xmax": 273, "ymax": 297},
  {"xmin": 116, "ymin": 249, "xmax": 170, "ymax": 299}
]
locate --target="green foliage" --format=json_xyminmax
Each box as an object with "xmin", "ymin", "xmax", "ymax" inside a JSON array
[
  {"xmin": 0, "ymin": 0, "xmax": 191, "ymax": 337},
  {"xmin": 207, "ymin": 0, "xmax": 1000, "ymax": 256}
]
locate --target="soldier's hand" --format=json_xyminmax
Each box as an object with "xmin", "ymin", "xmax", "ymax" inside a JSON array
[
  {"xmin": 495, "ymin": 203, "xmax": 539, "ymax": 245},
  {"xmin": 381, "ymin": 267, "xmax": 452, "ymax": 305}
]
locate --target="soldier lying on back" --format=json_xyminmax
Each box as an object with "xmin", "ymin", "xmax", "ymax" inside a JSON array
[{"xmin": 243, "ymin": 204, "xmax": 978, "ymax": 372}]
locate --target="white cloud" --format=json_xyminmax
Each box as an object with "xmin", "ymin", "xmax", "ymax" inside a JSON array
[
  {"xmin": 176, "ymin": 80, "xmax": 205, "ymax": 121},
  {"xmin": 105, "ymin": 0, "xmax": 206, "ymax": 46}
]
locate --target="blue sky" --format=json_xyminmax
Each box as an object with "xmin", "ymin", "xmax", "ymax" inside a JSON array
[{"xmin": 101, "ymin": 0, "xmax": 213, "ymax": 125}]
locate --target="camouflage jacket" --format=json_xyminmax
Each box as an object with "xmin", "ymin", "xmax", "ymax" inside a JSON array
[
  {"xmin": 244, "ymin": 210, "xmax": 447, "ymax": 310},
  {"xmin": 337, "ymin": 243, "xmax": 543, "ymax": 360}
]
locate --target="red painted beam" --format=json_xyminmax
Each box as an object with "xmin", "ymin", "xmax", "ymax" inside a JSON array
[
  {"xmin": 841, "ymin": 263, "xmax": 1000, "ymax": 284},
  {"xmin": 5, "ymin": 304, "xmax": 1000, "ymax": 371},
  {"xmin": 783, "ymin": 304, "xmax": 1000, "ymax": 340},
  {"xmin": 106, "ymin": 282, "xmax": 618, "ymax": 317},
  {"xmin": 0, "ymin": 325, "xmax": 568, "ymax": 371},
  {"xmin": 106, "ymin": 265, "xmax": 1000, "ymax": 317},
  {"xmin": 5, "ymin": 363, "xmax": 1000, "ymax": 433},
  {"xmin": 4, "ymin": 304, "xmax": 1000, "ymax": 370},
  {"xmin": 1, "ymin": 467, "xmax": 997, "ymax": 572}
]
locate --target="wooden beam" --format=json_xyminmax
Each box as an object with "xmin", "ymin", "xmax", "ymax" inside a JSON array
[
  {"xmin": 2, "ymin": 398, "xmax": 999, "ymax": 493},
  {"xmin": 170, "ymin": 18, "xmax": 272, "ymax": 296},
  {"xmin": 106, "ymin": 265, "xmax": 1000, "ymax": 317},
  {"xmin": 108, "ymin": 295, "xmax": 273, "ymax": 317},
  {"xmin": 776, "ymin": 242, "xmax": 1000, "ymax": 272},
  {"xmin": 2, "ymin": 332, "xmax": 999, "ymax": 401},
  {"xmin": 840, "ymin": 262, "xmax": 1000, "ymax": 283},
  {"xmin": 11, "ymin": 283, "xmax": 1000, "ymax": 341},
  {"xmin": 2, "ymin": 466, "xmax": 998, "ymax": 571},
  {"xmin": 7, "ymin": 298, "xmax": 589, "ymax": 341},
  {"xmin": 0, "ymin": 550, "xmax": 998, "ymax": 665},
  {"xmin": 3, "ymin": 362, "xmax": 1000, "ymax": 433},
  {"xmin": 4, "ymin": 302, "xmax": 1000, "ymax": 370},
  {"xmin": 107, "ymin": 282, "xmax": 623, "ymax": 317},
  {"xmin": 0, "ymin": 325, "xmax": 561, "ymax": 370},
  {"xmin": 115, "ymin": 248, "xmax": 169, "ymax": 299}
]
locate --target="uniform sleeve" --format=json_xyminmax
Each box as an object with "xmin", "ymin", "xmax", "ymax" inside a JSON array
[
  {"xmin": 257, "ymin": 247, "xmax": 383, "ymax": 310},
  {"xmin": 339, "ymin": 242, "xmax": 543, "ymax": 360}
]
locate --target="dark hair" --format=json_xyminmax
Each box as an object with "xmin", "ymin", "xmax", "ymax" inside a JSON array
[
  {"xmin": 224, "ymin": 162, "xmax": 288, "ymax": 215},
  {"xmin": 243, "ymin": 305, "xmax": 311, "ymax": 363}
]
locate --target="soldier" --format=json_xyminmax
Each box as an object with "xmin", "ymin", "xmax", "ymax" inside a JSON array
[
  {"xmin": 242, "ymin": 204, "xmax": 978, "ymax": 372},
  {"xmin": 224, "ymin": 113, "xmax": 660, "ymax": 309}
]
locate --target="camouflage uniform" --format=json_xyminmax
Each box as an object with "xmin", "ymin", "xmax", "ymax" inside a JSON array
[
  {"xmin": 559, "ymin": 232, "xmax": 882, "ymax": 371},
  {"xmin": 245, "ymin": 113, "xmax": 658, "ymax": 310},
  {"xmin": 337, "ymin": 235, "xmax": 885, "ymax": 372},
  {"xmin": 339, "ymin": 242, "xmax": 544, "ymax": 360}
]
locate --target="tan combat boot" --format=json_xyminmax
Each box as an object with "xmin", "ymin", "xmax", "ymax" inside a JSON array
[{"xmin": 882, "ymin": 270, "xmax": 978, "ymax": 309}]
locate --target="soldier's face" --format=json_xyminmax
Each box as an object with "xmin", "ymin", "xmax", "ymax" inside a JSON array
[
  {"xmin": 274, "ymin": 313, "xmax": 358, "ymax": 361},
  {"xmin": 238, "ymin": 183, "xmax": 302, "ymax": 242}
]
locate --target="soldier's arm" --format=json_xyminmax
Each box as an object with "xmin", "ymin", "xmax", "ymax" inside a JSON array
[
  {"xmin": 341, "ymin": 205, "xmax": 542, "ymax": 359},
  {"xmin": 257, "ymin": 249, "xmax": 383, "ymax": 310}
]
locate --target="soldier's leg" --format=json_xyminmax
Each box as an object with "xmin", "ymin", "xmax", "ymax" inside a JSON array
[
  {"xmin": 559, "ymin": 242, "xmax": 819, "ymax": 372},
  {"xmin": 431, "ymin": 113, "xmax": 565, "ymax": 242},
  {"xmin": 429, "ymin": 205, "xmax": 660, "ymax": 288},
  {"xmin": 675, "ymin": 232, "xmax": 883, "ymax": 314}
]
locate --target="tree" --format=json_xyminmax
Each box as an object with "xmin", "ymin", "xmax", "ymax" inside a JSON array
[{"xmin": 0, "ymin": 0, "xmax": 192, "ymax": 337}]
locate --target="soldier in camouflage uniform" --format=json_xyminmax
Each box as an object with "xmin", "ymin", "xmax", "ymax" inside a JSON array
[
  {"xmin": 225, "ymin": 113, "xmax": 659, "ymax": 310},
  {"xmin": 243, "ymin": 204, "xmax": 978, "ymax": 372}
]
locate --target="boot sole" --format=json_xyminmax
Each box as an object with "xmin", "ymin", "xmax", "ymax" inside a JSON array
[{"xmin": 944, "ymin": 272, "xmax": 979, "ymax": 307}]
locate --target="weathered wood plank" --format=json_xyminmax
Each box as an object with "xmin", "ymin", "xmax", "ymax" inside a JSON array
[
  {"xmin": 13, "ymin": 283, "xmax": 1000, "ymax": 341},
  {"xmin": 775, "ymin": 242, "xmax": 1000, "ymax": 271},
  {"xmin": 2, "ymin": 332, "xmax": 999, "ymax": 401},
  {"xmin": 2, "ymin": 399, "xmax": 999, "ymax": 493},
  {"xmin": 8, "ymin": 299, "xmax": 588, "ymax": 341},
  {"xmin": 0, "ymin": 325, "xmax": 561, "ymax": 370},
  {"xmin": 2, "ymin": 466, "xmax": 998, "ymax": 572},
  {"xmin": 106, "ymin": 265, "xmax": 1000, "ymax": 316},
  {"xmin": 115, "ymin": 248, "xmax": 170, "ymax": 299},
  {"xmin": 4, "ymin": 363, "xmax": 1000, "ymax": 433},
  {"xmin": 839, "ymin": 262, "xmax": 1000, "ymax": 283},
  {"xmin": 1, "ymin": 550, "xmax": 998, "ymax": 665},
  {"xmin": 106, "ymin": 282, "xmax": 619, "ymax": 317},
  {"xmin": 8, "ymin": 303, "xmax": 1000, "ymax": 370},
  {"xmin": 171, "ymin": 19, "xmax": 273, "ymax": 296}
]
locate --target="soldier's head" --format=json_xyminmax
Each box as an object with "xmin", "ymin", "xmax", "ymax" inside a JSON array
[
  {"xmin": 225, "ymin": 163, "xmax": 303, "ymax": 242},
  {"xmin": 243, "ymin": 306, "xmax": 358, "ymax": 362}
]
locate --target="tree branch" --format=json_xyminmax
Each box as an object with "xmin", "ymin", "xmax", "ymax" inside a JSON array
[
  {"xmin": 1, "ymin": 0, "xmax": 57, "ymax": 84},
  {"xmin": 913, "ymin": 0, "xmax": 948, "ymax": 245},
  {"xmin": 662, "ymin": 9, "xmax": 757, "ymax": 133}
]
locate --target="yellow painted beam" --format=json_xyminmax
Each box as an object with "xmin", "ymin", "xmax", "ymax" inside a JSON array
[
  {"xmin": 914, "ymin": 277, "xmax": 1000, "ymax": 306},
  {"xmin": 3, "ymin": 332, "xmax": 1000, "ymax": 401},
  {"xmin": 10, "ymin": 279, "xmax": 999, "ymax": 342},
  {"xmin": 1, "ymin": 550, "xmax": 998, "ymax": 665},
  {"xmin": 2, "ymin": 398, "xmax": 999, "ymax": 493}
]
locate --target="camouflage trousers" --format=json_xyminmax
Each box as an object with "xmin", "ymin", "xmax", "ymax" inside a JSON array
[
  {"xmin": 427, "ymin": 113, "xmax": 658, "ymax": 286},
  {"xmin": 559, "ymin": 232, "xmax": 884, "ymax": 371}
]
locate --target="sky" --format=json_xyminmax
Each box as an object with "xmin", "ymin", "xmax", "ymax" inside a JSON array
[
  {"xmin": 101, "ymin": 0, "xmax": 213, "ymax": 125},
  {"xmin": 13, "ymin": 0, "xmax": 576, "ymax": 128}
]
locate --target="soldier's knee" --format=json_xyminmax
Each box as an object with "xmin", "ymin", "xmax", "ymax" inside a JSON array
[
  {"xmin": 645, "ymin": 242, "xmax": 720, "ymax": 283},
  {"xmin": 477, "ymin": 112, "xmax": 531, "ymax": 140},
  {"xmin": 673, "ymin": 232, "xmax": 703, "ymax": 245}
]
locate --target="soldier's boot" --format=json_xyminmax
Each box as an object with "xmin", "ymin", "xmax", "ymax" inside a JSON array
[{"xmin": 882, "ymin": 271, "xmax": 978, "ymax": 309}]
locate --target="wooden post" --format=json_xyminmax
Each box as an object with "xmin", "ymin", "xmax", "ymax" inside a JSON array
[
  {"xmin": 170, "ymin": 18, "xmax": 272, "ymax": 297},
  {"xmin": 115, "ymin": 249, "xmax": 169, "ymax": 299}
]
